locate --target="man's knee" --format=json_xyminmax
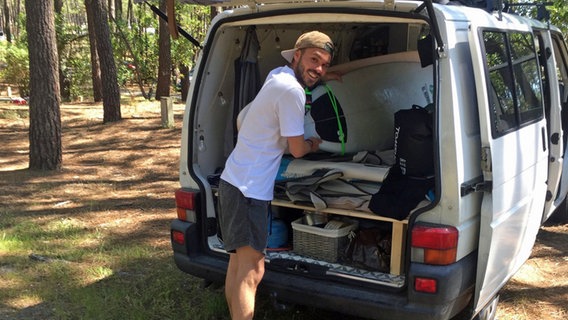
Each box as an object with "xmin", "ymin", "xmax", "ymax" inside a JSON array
[
  {"xmin": 236, "ymin": 246, "xmax": 264, "ymax": 261},
  {"xmin": 235, "ymin": 246, "xmax": 265, "ymax": 278}
]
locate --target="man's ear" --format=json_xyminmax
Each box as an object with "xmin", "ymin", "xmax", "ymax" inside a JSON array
[{"xmin": 292, "ymin": 49, "xmax": 302, "ymax": 64}]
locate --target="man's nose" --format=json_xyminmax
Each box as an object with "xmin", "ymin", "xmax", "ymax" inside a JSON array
[{"xmin": 314, "ymin": 64, "xmax": 325, "ymax": 75}]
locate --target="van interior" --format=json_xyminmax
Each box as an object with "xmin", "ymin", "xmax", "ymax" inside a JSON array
[{"xmin": 191, "ymin": 13, "xmax": 436, "ymax": 288}]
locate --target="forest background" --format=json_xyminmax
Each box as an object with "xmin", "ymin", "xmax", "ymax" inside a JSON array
[
  {"xmin": 4, "ymin": 1, "xmax": 568, "ymax": 120},
  {"xmin": 1, "ymin": 0, "xmax": 211, "ymax": 104},
  {"xmin": 2, "ymin": 0, "xmax": 568, "ymax": 173}
]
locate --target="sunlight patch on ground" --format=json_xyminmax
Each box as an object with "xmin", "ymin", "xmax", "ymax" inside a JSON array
[
  {"xmin": 5, "ymin": 295, "xmax": 43, "ymax": 310},
  {"xmin": 0, "ymin": 163, "xmax": 27, "ymax": 172}
]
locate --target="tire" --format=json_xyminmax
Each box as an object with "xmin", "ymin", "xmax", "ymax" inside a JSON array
[
  {"xmin": 550, "ymin": 195, "xmax": 568, "ymax": 223},
  {"xmin": 473, "ymin": 295, "xmax": 499, "ymax": 320}
]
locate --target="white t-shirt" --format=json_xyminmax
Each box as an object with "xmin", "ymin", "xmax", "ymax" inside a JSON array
[{"xmin": 221, "ymin": 66, "xmax": 305, "ymax": 200}]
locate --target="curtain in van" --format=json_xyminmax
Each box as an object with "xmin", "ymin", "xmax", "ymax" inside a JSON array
[{"xmin": 232, "ymin": 26, "xmax": 261, "ymax": 145}]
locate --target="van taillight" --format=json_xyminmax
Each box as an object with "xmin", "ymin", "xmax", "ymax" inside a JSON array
[
  {"xmin": 175, "ymin": 189, "xmax": 196, "ymax": 222},
  {"xmin": 411, "ymin": 224, "xmax": 458, "ymax": 265},
  {"xmin": 172, "ymin": 230, "xmax": 185, "ymax": 245},
  {"xmin": 414, "ymin": 277, "xmax": 437, "ymax": 293}
]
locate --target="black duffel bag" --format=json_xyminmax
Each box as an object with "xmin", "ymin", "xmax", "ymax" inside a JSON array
[
  {"xmin": 368, "ymin": 166, "xmax": 433, "ymax": 220},
  {"xmin": 393, "ymin": 104, "xmax": 433, "ymax": 177}
]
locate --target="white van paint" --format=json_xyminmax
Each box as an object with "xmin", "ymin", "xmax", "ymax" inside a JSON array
[{"xmin": 170, "ymin": 1, "xmax": 568, "ymax": 319}]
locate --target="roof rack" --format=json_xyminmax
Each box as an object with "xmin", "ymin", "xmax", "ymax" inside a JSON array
[
  {"xmin": 444, "ymin": 1, "xmax": 552, "ymax": 22},
  {"xmin": 502, "ymin": 1, "xmax": 553, "ymax": 22}
]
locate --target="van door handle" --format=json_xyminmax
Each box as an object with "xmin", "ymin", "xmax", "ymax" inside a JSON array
[
  {"xmin": 461, "ymin": 175, "xmax": 493, "ymax": 196},
  {"xmin": 542, "ymin": 127, "xmax": 547, "ymax": 152}
]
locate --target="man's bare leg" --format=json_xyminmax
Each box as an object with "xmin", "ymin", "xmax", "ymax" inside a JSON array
[
  {"xmin": 225, "ymin": 253, "xmax": 237, "ymax": 318},
  {"xmin": 225, "ymin": 246, "xmax": 265, "ymax": 320}
]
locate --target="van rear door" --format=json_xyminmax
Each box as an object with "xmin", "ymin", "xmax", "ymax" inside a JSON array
[
  {"xmin": 543, "ymin": 30, "xmax": 568, "ymax": 220},
  {"xmin": 534, "ymin": 28, "xmax": 564, "ymax": 221},
  {"xmin": 468, "ymin": 22, "xmax": 548, "ymax": 314}
]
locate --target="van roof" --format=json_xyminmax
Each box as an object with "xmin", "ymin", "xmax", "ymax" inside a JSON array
[
  {"xmin": 138, "ymin": 0, "xmax": 557, "ymax": 35},
  {"xmin": 142, "ymin": 0, "xmax": 426, "ymax": 8}
]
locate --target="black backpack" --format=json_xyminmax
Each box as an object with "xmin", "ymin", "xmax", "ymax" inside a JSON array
[{"xmin": 368, "ymin": 104, "xmax": 434, "ymax": 220}]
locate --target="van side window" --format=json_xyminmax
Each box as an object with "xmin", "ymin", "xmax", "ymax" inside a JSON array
[
  {"xmin": 482, "ymin": 30, "xmax": 544, "ymax": 137},
  {"xmin": 552, "ymin": 34, "xmax": 568, "ymax": 105}
]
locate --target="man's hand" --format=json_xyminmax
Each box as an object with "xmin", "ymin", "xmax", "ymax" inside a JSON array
[
  {"xmin": 322, "ymin": 71, "xmax": 342, "ymax": 82},
  {"xmin": 288, "ymin": 135, "xmax": 322, "ymax": 158}
]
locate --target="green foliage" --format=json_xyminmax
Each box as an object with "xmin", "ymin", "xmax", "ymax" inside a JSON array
[
  {"xmin": 172, "ymin": 4, "xmax": 211, "ymax": 69},
  {"xmin": 0, "ymin": 40, "xmax": 6, "ymax": 62},
  {"xmin": 112, "ymin": 15, "xmax": 159, "ymax": 86},
  {"xmin": 2, "ymin": 1, "xmax": 211, "ymax": 101},
  {"xmin": 549, "ymin": 0, "xmax": 568, "ymax": 37},
  {"xmin": 1, "ymin": 43, "xmax": 30, "ymax": 97},
  {"xmin": 54, "ymin": 8, "xmax": 93, "ymax": 101},
  {"xmin": 65, "ymin": 50, "xmax": 93, "ymax": 99},
  {"xmin": 508, "ymin": 0, "xmax": 568, "ymax": 38}
]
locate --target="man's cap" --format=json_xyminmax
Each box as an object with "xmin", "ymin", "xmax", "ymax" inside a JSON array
[{"xmin": 281, "ymin": 31, "xmax": 334, "ymax": 63}]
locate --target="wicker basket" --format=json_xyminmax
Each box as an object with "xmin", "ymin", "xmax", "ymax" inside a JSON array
[{"xmin": 291, "ymin": 217, "xmax": 358, "ymax": 262}]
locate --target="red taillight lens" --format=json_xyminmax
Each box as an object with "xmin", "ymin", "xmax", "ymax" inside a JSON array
[
  {"xmin": 414, "ymin": 277, "xmax": 437, "ymax": 293},
  {"xmin": 175, "ymin": 189, "xmax": 197, "ymax": 221},
  {"xmin": 175, "ymin": 189, "xmax": 195, "ymax": 209},
  {"xmin": 411, "ymin": 225, "xmax": 458, "ymax": 249},
  {"xmin": 172, "ymin": 230, "xmax": 185, "ymax": 245},
  {"xmin": 412, "ymin": 225, "xmax": 458, "ymax": 265}
]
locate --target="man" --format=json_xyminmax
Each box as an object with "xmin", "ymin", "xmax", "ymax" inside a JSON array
[{"xmin": 217, "ymin": 31, "xmax": 335, "ymax": 319}]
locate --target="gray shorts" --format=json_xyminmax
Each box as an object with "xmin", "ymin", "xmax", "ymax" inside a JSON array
[{"xmin": 218, "ymin": 179, "xmax": 270, "ymax": 253}]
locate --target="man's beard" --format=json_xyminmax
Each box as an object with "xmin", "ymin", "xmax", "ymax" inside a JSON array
[{"xmin": 294, "ymin": 52, "xmax": 321, "ymax": 88}]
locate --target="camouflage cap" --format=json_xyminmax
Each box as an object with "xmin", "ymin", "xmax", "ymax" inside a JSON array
[{"xmin": 281, "ymin": 31, "xmax": 334, "ymax": 63}]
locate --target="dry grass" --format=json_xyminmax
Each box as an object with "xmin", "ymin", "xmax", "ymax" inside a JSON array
[
  {"xmin": 0, "ymin": 100, "xmax": 200, "ymax": 319},
  {"xmin": 1, "ymin": 100, "xmax": 179, "ymax": 245},
  {"xmin": 0, "ymin": 100, "xmax": 567, "ymax": 319},
  {"xmin": 496, "ymin": 221, "xmax": 568, "ymax": 320}
]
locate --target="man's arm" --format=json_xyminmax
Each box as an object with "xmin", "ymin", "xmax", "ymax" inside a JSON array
[{"xmin": 287, "ymin": 135, "xmax": 321, "ymax": 158}]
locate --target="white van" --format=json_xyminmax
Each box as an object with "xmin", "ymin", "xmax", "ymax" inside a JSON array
[{"xmin": 170, "ymin": 1, "xmax": 568, "ymax": 319}]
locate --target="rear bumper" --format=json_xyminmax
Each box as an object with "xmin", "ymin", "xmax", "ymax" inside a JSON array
[{"xmin": 172, "ymin": 219, "xmax": 475, "ymax": 320}]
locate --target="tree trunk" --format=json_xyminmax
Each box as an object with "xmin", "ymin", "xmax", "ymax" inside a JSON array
[
  {"xmin": 114, "ymin": 0, "xmax": 122, "ymax": 20},
  {"xmin": 154, "ymin": 0, "xmax": 171, "ymax": 100},
  {"xmin": 54, "ymin": 0, "xmax": 63, "ymax": 13},
  {"xmin": 25, "ymin": 0, "xmax": 62, "ymax": 170},
  {"xmin": 54, "ymin": 0, "xmax": 71, "ymax": 102},
  {"xmin": 107, "ymin": 0, "xmax": 114, "ymax": 21},
  {"xmin": 85, "ymin": 0, "xmax": 103, "ymax": 102},
  {"xmin": 88, "ymin": 0, "xmax": 121, "ymax": 123},
  {"xmin": 127, "ymin": 0, "xmax": 134, "ymax": 26},
  {"xmin": 180, "ymin": 64, "xmax": 190, "ymax": 102},
  {"xmin": 14, "ymin": 0, "xmax": 21, "ymax": 40},
  {"xmin": 3, "ymin": 0, "xmax": 11, "ymax": 42}
]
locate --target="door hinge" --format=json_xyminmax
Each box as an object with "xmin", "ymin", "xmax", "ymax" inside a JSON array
[
  {"xmin": 481, "ymin": 146, "xmax": 492, "ymax": 173},
  {"xmin": 551, "ymin": 132, "xmax": 560, "ymax": 145}
]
